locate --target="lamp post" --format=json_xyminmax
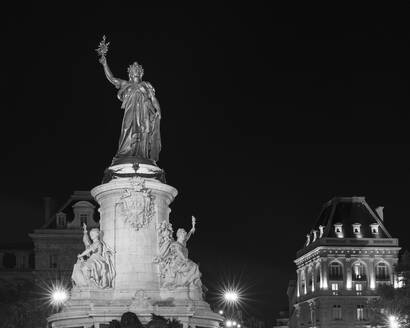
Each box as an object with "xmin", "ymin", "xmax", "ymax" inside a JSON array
[{"xmin": 222, "ymin": 289, "xmax": 242, "ymax": 328}]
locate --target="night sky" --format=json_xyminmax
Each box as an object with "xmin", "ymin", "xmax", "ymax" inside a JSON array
[{"xmin": 2, "ymin": 4, "xmax": 409, "ymax": 324}]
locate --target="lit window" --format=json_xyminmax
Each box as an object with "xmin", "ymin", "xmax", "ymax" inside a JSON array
[
  {"xmin": 331, "ymin": 283, "xmax": 338, "ymax": 291},
  {"xmin": 334, "ymin": 223, "xmax": 343, "ymax": 238},
  {"xmin": 355, "ymin": 283, "xmax": 362, "ymax": 291},
  {"xmin": 376, "ymin": 262, "xmax": 389, "ymax": 280},
  {"xmin": 352, "ymin": 262, "xmax": 366, "ymax": 281},
  {"xmin": 352, "ymin": 223, "xmax": 362, "ymax": 236},
  {"xmin": 332, "ymin": 305, "xmax": 342, "ymax": 320},
  {"xmin": 356, "ymin": 305, "xmax": 364, "ymax": 321},
  {"xmin": 329, "ymin": 262, "xmax": 343, "ymax": 280},
  {"xmin": 56, "ymin": 212, "xmax": 66, "ymax": 228},
  {"xmin": 370, "ymin": 223, "xmax": 379, "ymax": 235}
]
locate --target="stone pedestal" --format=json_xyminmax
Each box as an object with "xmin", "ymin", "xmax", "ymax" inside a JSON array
[{"xmin": 48, "ymin": 176, "xmax": 221, "ymax": 328}]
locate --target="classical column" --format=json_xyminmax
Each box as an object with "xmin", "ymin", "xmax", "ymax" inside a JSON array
[
  {"xmin": 368, "ymin": 258, "xmax": 376, "ymax": 290},
  {"xmin": 303, "ymin": 266, "xmax": 307, "ymax": 295},
  {"xmin": 296, "ymin": 269, "xmax": 301, "ymax": 298},
  {"xmin": 320, "ymin": 258, "xmax": 328, "ymax": 290},
  {"xmin": 345, "ymin": 258, "xmax": 352, "ymax": 290},
  {"xmin": 311, "ymin": 264, "xmax": 316, "ymax": 292}
]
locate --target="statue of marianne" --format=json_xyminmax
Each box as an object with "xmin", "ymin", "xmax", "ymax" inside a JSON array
[{"xmin": 97, "ymin": 37, "xmax": 161, "ymax": 165}]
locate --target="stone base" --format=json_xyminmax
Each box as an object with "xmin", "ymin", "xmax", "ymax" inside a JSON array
[
  {"xmin": 48, "ymin": 290, "xmax": 222, "ymax": 328},
  {"xmin": 48, "ymin": 176, "xmax": 221, "ymax": 327},
  {"xmin": 103, "ymin": 163, "xmax": 165, "ymax": 183}
]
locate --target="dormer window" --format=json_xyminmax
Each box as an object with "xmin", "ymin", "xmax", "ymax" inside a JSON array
[
  {"xmin": 334, "ymin": 223, "xmax": 343, "ymax": 238},
  {"xmin": 352, "ymin": 223, "xmax": 362, "ymax": 237},
  {"xmin": 68, "ymin": 200, "xmax": 97, "ymax": 229},
  {"xmin": 56, "ymin": 212, "xmax": 67, "ymax": 228},
  {"xmin": 370, "ymin": 223, "xmax": 379, "ymax": 235}
]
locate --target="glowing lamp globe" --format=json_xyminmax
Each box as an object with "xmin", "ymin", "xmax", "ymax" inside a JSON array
[
  {"xmin": 388, "ymin": 315, "xmax": 399, "ymax": 328},
  {"xmin": 224, "ymin": 290, "xmax": 239, "ymax": 303},
  {"xmin": 50, "ymin": 286, "xmax": 69, "ymax": 307}
]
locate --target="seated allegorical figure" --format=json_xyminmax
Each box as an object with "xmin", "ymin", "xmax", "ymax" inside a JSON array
[
  {"xmin": 155, "ymin": 217, "xmax": 202, "ymax": 290},
  {"xmin": 71, "ymin": 224, "xmax": 115, "ymax": 289}
]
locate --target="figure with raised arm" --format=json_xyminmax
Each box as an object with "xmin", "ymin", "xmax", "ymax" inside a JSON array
[
  {"xmin": 96, "ymin": 36, "xmax": 161, "ymax": 165},
  {"xmin": 71, "ymin": 223, "xmax": 115, "ymax": 289},
  {"xmin": 155, "ymin": 217, "xmax": 202, "ymax": 290}
]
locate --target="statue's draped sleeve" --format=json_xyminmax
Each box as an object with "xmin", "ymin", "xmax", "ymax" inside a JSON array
[{"xmin": 83, "ymin": 233, "xmax": 91, "ymax": 248}]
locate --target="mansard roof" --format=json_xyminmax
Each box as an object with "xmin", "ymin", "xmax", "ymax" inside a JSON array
[
  {"xmin": 314, "ymin": 196, "xmax": 391, "ymax": 239},
  {"xmin": 41, "ymin": 190, "xmax": 99, "ymax": 229},
  {"xmin": 296, "ymin": 196, "xmax": 399, "ymax": 259}
]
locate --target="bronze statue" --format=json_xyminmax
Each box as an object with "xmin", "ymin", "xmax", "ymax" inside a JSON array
[{"xmin": 96, "ymin": 36, "xmax": 161, "ymax": 166}]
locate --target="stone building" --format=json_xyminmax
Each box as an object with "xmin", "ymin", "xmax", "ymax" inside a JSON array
[
  {"xmin": 0, "ymin": 242, "xmax": 34, "ymax": 288},
  {"xmin": 288, "ymin": 196, "xmax": 400, "ymax": 328},
  {"xmin": 29, "ymin": 191, "xmax": 99, "ymax": 283}
]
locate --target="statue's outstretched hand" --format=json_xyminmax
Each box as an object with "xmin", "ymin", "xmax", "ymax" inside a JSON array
[
  {"xmin": 191, "ymin": 216, "xmax": 196, "ymax": 232},
  {"xmin": 99, "ymin": 55, "xmax": 107, "ymax": 65}
]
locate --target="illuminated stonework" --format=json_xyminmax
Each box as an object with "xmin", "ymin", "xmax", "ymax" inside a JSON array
[{"xmin": 288, "ymin": 197, "xmax": 401, "ymax": 328}]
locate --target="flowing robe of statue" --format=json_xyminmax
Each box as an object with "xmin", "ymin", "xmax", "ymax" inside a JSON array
[
  {"xmin": 116, "ymin": 81, "xmax": 161, "ymax": 161},
  {"xmin": 164, "ymin": 240, "xmax": 202, "ymax": 289}
]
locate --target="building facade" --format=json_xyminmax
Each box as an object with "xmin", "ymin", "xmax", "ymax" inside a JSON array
[
  {"xmin": 0, "ymin": 242, "xmax": 34, "ymax": 289},
  {"xmin": 288, "ymin": 196, "xmax": 400, "ymax": 328},
  {"xmin": 29, "ymin": 191, "xmax": 99, "ymax": 283}
]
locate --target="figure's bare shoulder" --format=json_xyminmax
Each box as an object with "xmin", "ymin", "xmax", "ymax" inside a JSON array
[{"xmin": 118, "ymin": 79, "xmax": 130, "ymax": 89}]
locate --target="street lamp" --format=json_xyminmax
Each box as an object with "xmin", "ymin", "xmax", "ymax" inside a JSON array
[
  {"xmin": 388, "ymin": 315, "xmax": 400, "ymax": 328},
  {"xmin": 50, "ymin": 285, "xmax": 69, "ymax": 307},
  {"xmin": 223, "ymin": 290, "xmax": 239, "ymax": 304}
]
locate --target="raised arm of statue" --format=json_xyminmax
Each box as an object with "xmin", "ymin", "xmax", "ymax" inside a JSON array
[
  {"xmin": 82, "ymin": 223, "xmax": 91, "ymax": 248},
  {"xmin": 186, "ymin": 216, "xmax": 196, "ymax": 242},
  {"xmin": 100, "ymin": 56, "xmax": 126, "ymax": 89}
]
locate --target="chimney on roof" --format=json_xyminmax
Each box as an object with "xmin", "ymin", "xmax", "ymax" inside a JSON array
[
  {"xmin": 43, "ymin": 196, "xmax": 52, "ymax": 223},
  {"xmin": 375, "ymin": 206, "xmax": 384, "ymax": 221}
]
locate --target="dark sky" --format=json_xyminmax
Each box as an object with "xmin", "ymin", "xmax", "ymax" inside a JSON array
[{"xmin": 2, "ymin": 3, "xmax": 409, "ymax": 324}]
